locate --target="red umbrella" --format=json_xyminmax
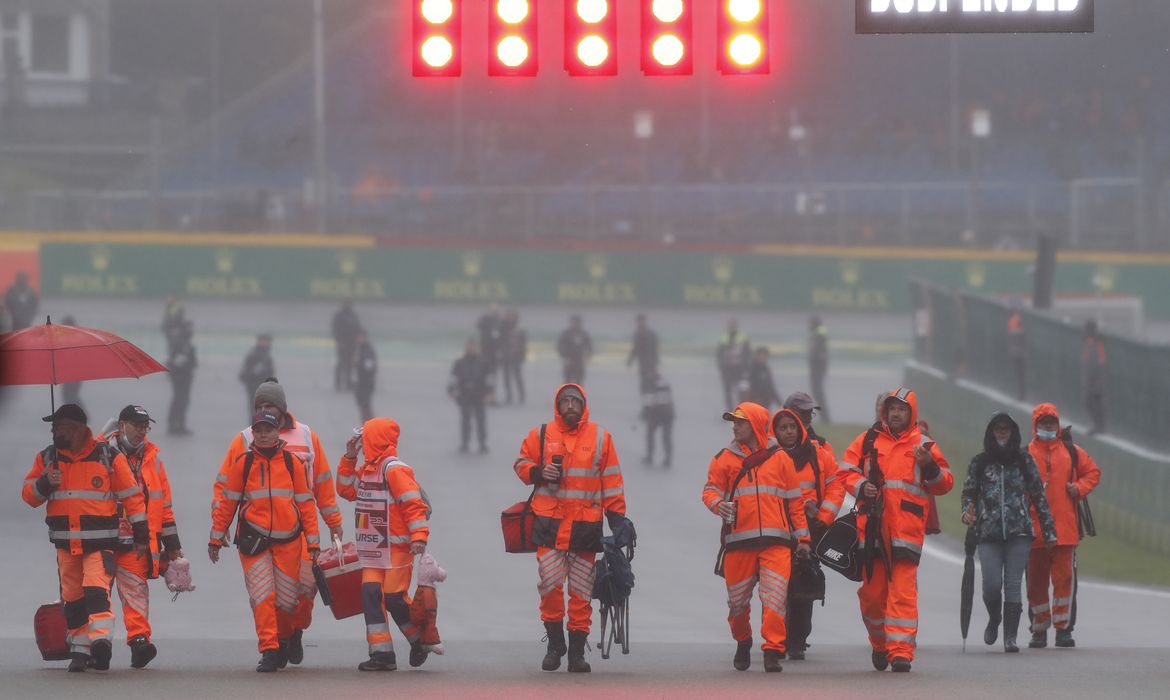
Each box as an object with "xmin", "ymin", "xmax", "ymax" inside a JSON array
[{"xmin": 0, "ymin": 319, "xmax": 167, "ymax": 408}]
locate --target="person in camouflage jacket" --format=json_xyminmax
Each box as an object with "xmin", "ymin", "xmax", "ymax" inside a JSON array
[{"xmin": 961, "ymin": 412, "xmax": 1057, "ymax": 653}]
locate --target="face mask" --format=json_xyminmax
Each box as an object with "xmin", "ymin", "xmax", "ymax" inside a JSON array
[
  {"xmin": 120, "ymin": 433, "xmax": 143, "ymax": 451},
  {"xmin": 1036, "ymin": 429, "xmax": 1058, "ymax": 441},
  {"xmin": 996, "ymin": 439, "xmax": 1010, "ymax": 448}
]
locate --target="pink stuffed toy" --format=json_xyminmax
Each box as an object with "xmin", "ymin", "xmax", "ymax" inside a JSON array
[
  {"xmin": 164, "ymin": 557, "xmax": 196, "ymax": 600},
  {"xmin": 409, "ymin": 553, "xmax": 446, "ymax": 654}
]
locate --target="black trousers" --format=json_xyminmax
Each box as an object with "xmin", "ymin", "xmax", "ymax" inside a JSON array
[
  {"xmin": 503, "ymin": 360, "xmax": 525, "ymax": 403},
  {"xmin": 355, "ymin": 385, "xmax": 374, "ymax": 423},
  {"xmin": 563, "ymin": 361, "xmax": 585, "ymax": 386},
  {"xmin": 169, "ymin": 373, "xmax": 193, "ymax": 430},
  {"xmin": 719, "ymin": 367, "xmax": 740, "ymax": 411},
  {"xmin": 810, "ymin": 365, "xmax": 830, "ymax": 423},
  {"xmin": 335, "ymin": 343, "xmax": 354, "ymax": 390},
  {"xmin": 645, "ymin": 419, "xmax": 673, "ymax": 464},
  {"xmin": 786, "ymin": 596, "xmax": 816, "ymax": 652},
  {"xmin": 459, "ymin": 399, "xmax": 486, "ymax": 449}
]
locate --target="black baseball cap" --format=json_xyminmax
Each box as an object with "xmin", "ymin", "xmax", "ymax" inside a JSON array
[
  {"xmin": 118, "ymin": 404, "xmax": 155, "ymax": 424},
  {"xmin": 42, "ymin": 404, "xmax": 87, "ymax": 424},
  {"xmin": 252, "ymin": 410, "xmax": 282, "ymax": 429}
]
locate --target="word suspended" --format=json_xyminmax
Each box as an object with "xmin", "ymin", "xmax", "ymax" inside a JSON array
[{"xmin": 412, "ymin": 1, "xmax": 771, "ymax": 77}]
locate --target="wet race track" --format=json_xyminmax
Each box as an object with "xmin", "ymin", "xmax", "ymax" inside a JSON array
[{"xmin": 2, "ymin": 299, "xmax": 1167, "ymax": 699}]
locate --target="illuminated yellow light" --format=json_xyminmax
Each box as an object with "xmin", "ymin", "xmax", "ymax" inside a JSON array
[
  {"xmin": 496, "ymin": 35, "xmax": 530, "ymax": 67},
  {"xmin": 420, "ymin": 35, "xmax": 454, "ymax": 68},
  {"xmin": 652, "ymin": 0, "xmax": 685, "ymax": 23},
  {"xmin": 577, "ymin": 35, "xmax": 610, "ymax": 67},
  {"xmin": 496, "ymin": 0, "xmax": 529, "ymax": 24},
  {"xmin": 728, "ymin": 33, "xmax": 762, "ymax": 66},
  {"xmin": 728, "ymin": 0, "xmax": 762, "ymax": 23},
  {"xmin": 652, "ymin": 34, "xmax": 685, "ymax": 67},
  {"xmin": 577, "ymin": 0, "xmax": 609, "ymax": 24},
  {"xmin": 420, "ymin": 0, "xmax": 454, "ymax": 24}
]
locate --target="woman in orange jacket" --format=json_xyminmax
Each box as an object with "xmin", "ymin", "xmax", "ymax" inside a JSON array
[
  {"xmin": 336, "ymin": 417, "xmax": 432, "ymax": 672},
  {"xmin": 209, "ymin": 410, "xmax": 320, "ymax": 673},
  {"xmin": 702, "ymin": 403, "xmax": 811, "ymax": 673}
]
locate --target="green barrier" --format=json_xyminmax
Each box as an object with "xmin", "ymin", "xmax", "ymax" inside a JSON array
[
  {"xmin": 905, "ymin": 363, "xmax": 1170, "ymax": 556},
  {"xmin": 38, "ymin": 241, "xmax": 1170, "ymax": 317}
]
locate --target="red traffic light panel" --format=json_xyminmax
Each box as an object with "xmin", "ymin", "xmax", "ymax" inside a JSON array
[
  {"xmin": 413, "ymin": 0, "xmax": 462, "ymax": 77},
  {"xmin": 641, "ymin": 0, "xmax": 693, "ymax": 76},
  {"xmin": 489, "ymin": 0, "xmax": 539, "ymax": 76},
  {"xmin": 565, "ymin": 0, "xmax": 618, "ymax": 76},
  {"xmin": 717, "ymin": 0, "xmax": 769, "ymax": 75}
]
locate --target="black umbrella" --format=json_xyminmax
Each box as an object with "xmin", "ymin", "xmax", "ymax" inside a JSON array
[{"xmin": 960, "ymin": 525, "xmax": 978, "ymax": 651}]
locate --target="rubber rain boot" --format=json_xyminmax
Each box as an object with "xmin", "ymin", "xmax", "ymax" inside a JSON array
[
  {"xmin": 983, "ymin": 592, "xmax": 1002, "ymax": 645},
  {"xmin": 1003, "ymin": 602, "xmax": 1022, "ymax": 653}
]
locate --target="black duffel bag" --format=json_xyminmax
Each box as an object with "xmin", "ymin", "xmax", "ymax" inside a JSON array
[{"xmin": 814, "ymin": 510, "xmax": 862, "ymax": 582}]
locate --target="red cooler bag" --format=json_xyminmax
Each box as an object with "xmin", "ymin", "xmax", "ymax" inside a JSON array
[
  {"xmin": 35, "ymin": 601, "xmax": 70, "ymax": 661},
  {"xmin": 313, "ymin": 542, "xmax": 364, "ymax": 620},
  {"xmin": 501, "ymin": 496, "xmax": 537, "ymax": 554}
]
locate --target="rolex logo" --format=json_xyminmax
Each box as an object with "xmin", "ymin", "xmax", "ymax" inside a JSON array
[
  {"xmin": 965, "ymin": 262, "xmax": 987, "ymax": 289},
  {"xmin": 462, "ymin": 251, "xmax": 482, "ymax": 278},
  {"xmin": 586, "ymin": 253, "xmax": 607, "ymax": 280},
  {"xmin": 1093, "ymin": 266, "xmax": 1117, "ymax": 292},
  {"xmin": 214, "ymin": 249, "xmax": 235, "ymax": 274},
  {"xmin": 713, "ymin": 256, "xmax": 734, "ymax": 283},
  {"xmin": 338, "ymin": 250, "xmax": 358, "ymax": 276},
  {"xmin": 91, "ymin": 246, "xmax": 110, "ymax": 272},
  {"xmin": 840, "ymin": 259, "xmax": 861, "ymax": 286}
]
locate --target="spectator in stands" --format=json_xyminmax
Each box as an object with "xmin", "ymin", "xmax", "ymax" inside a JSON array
[{"xmin": 4, "ymin": 271, "xmax": 38, "ymax": 330}]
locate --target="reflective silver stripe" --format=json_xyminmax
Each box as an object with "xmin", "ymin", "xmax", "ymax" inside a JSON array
[
  {"xmin": 397, "ymin": 490, "xmax": 421, "ymax": 503},
  {"xmin": 210, "ymin": 529, "xmax": 226, "ymax": 540},
  {"xmin": 792, "ymin": 528, "xmax": 810, "ymax": 539},
  {"xmin": 215, "ymin": 473, "xmax": 229, "ymax": 483},
  {"xmin": 247, "ymin": 488, "xmax": 294, "ymax": 499},
  {"xmin": 799, "ymin": 481, "xmax": 817, "ymax": 491},
  {"xmin": 1052, "ymin": 597, "xmax": 1072, "ymax": 606},
  {"xmin": 888, "ymin": 617, "xmax": 918, "ymax": 627},
  {"xmin": 337, "ymin": 474, "xmax": 356, "ymax": 486},
  {"xmin": 315, "ymin": 470, "xmax": 332, "ymax": 485},
  {"xmin": 602, "ymin": 464, "xmax": 621, "ymax": 476},
  {"xmin": 595, "ymin": 429, "xmax": 605, "ymax": 467},
  {"xmin": 601, "ymin": 487, "xmax": 624, "ymax": 499},
  {"xmin": 824, "ymin": 474, "xmax": 838, "ymax": 485},
  {"xmin": 557, "ymin": 490, "xmax": 599, "ymax": 500},
  {"xmin": 49, "ymin": 529, "xmax": 120, "ymax": 539},
  {"xmin": 885, "ymin": 480, "xmax": 927, "ymax": 498},
  {"xmin": 367, "ymin": 622, "xmax": 390, "ymax": 635},
  {"xmin": 319, "ymin": 505, "xmax": 340, "ymax": 516},
  {"xmin": 221, "ymin": 489, "xmax": 242, "ymax": 500},
  {"xmin": 891, "ymin": 538, "xmax": 923, "ymax": 554},
  {"xmin": 294, "ymin": 493, "xmax": 314, "ymax": 502},
  {"xmin": 50, "ymin": 490, "xmax": 114, "ymax": 501},
  {"xmin": 161, "ymin": 525, "xmax": 178, "ymax": 536},
  {"xmin": 565, "ymin": 467, "xmax": 596, "ymax": 476},
  {"xmin": 305, "ymin": 535, "xmax": 320, "ymax": 545},
  {"xmin": 1031, "ymin": 604, "xmax": 1050, "ymax": 614},
  {"xmin": 23, "ymin": 477, "xmax": 37, "ymax": 486},
  {"xmin": 839, "ymin": 460, "xmax": 857, "ymax": 471},
  {"xmin": 724, "ymin": 528, "xmax": 793, "ymax": 544},
  {"xmin": 266, "ymin": 528, "xmax": 300, "ymax": 539},
  {"xmin": 128, "ymin": 512, "xmax": 147, "ymax": 523},
  {"xmin": 388, "ymin": 535, "xmax": 411, "ymax": 544},
  {"xmin": 887, "ymin": 632, "xmax": 917, "ymax": 643},
  {"xmin": 148, "ymin": 490, "xmax": 165, "ymax": 499},
  {"xmin": 535, "ymin": 485, "xmax": 558, "ymax": 497},
  {"xmin": 733, "ymin": 485, "xmax": 800, "ymax": 499},
  {"xmin": 820, "ymin": 501, "xmax": 842, "ymax": 516},
  {"xmin": 407, "ymin": 519, "xmax": 427, "ymax": 531},
  {"xmin": 849, "ymin": 479, "xmax": 867, "ymax": 498},
  {"xmin": 115, "ymin": 487, "xmax": 140, "ymax": 499}
]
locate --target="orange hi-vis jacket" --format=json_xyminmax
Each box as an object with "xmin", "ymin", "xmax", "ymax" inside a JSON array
[
  {"xmin": 336, "ymin": 418, "xmax": 430, "ymax": 567},
  {"xmin": 226, "ymin": 411, "xmax": 343, "ymax": 532},
  {"xmin": 210, "ymin": 441, "xmax": 320, "ymax": 551},
  {"xmin": 23, "ymin": 431, "xmax": 149, "ymax": 554},
  {"xmin": 1027, "ymin": 403, "xmax": 1101, "ymax": 548},
  {"xmin": 103, "ymin": 432, "xmax": 181, "ymax": 578},
  {"xmin": 841, "ymin": 388, "xmax": 953, "ymax": 565},
  {"xmin": 702, "ymin": 403, "xmax": 811, "ymax": 551},
  {"xmin": 513, "ymin": 384, "xmax": 626, "ymax": 553},
  {"xmin": 772, "ymin": 408, "xmax": 846, "ymax": 528}
]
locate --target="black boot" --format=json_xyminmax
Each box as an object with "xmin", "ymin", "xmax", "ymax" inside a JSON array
[
  {"xmin": 1029, "ymin": 630, "xmax": 1047, "ymax": 648},
  {"xmin": 409, "ymin": 642, "xmax": 430, "ymax": 668},
  {"xmin": 276, "ymin": 642, "xmax": 289, "ymax": 669},
  {"xmin": 871, "ymin": 650, "xmax": 889, "ymax": 671},
  {"xmin": 541, "ymin": 621, "xmax": 567, "ymax": 671},
  {"xmin": 1003, "ymin": 602, "xmax": 1022, "ymax": 653},
  {"xmin": 984, "ymin": 592, "xmax": 1002, "ymax": 645},
  {"xmin": 256, "ymin": 649, "xmax": 281, "ymax": 673},
  {"xmin": 891, "ymin": 657, "xmax": 912, "ymax": 673},
  {"xmin": 129, "ymin": 635, "xmax": 157, "ymax": 669},
  {"xmin": 1055, "ymin": 629, "xmax": 1076, "ymax": 648},
  {"xmin": 358, "ymin": 651, "xmax": 397, "ymax": 671},
  {"xmin": 90, "ymin": 639, "xmax": 112, "ymax": 671},
  {"xmin": 763, "ymin": 649, "xmax": 783, "ymax": 673},
  {"xmin": 286, "ymin": 629, "xmax": 304, "ymax": 665},
  {"xmin": 68, "ymin": 652, "xmax": 89, "ymax": 673},
  {"xmin": 566, "ymin": 630, "xmax": 591, "ymax": 673},
  {"xmin": 734, "ymin": 638, "xmax": 752, "ymax": 671}
]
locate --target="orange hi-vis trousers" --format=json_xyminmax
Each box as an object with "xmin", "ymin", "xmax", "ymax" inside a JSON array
[
  {"xmin": 1028, "ymin": 544, "xmax": 1076, "ymax": 633},
  {"xmin": 114, "ymin": 550, "xmax": 152, "ymax": 644},
  {"xmin": 537, "ymin": 547, "xmax": 596, "ymax": 634},
  {"xmin": 240, "ymin": 538, "xmax": 303, "ymax": 652},
  {"xmin": 858, "ymin": 557, "xmax": 920, "ymax": 662},
  {"xmin": 291, "ymin": 538, "xmax": 318, "ymax": 632},
  {"xmin": 361, "ymin": 550, "xmax": 417, "ymax": 655},
  {"xmin": 58, "ymin": 550, "xmax": 114, "ymax": 656},
  {"xmin": 723, "ymin": 547, "xmax": 792, "ymax": 653}
]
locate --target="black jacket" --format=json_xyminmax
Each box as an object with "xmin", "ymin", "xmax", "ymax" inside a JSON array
[
  {"xmin": 353, "ymin": 340, "xmax": 377, "ymax": 384},
  {"xmin": 449, "ymin": 352, "xmax": 492, "ymax": 402},
  {"xmin": 558, "ymin": 328, "xmax": 593, "ymax": 366},
  {"xmin": 239, "ymin": 347, "xmax": 274, "ymax": 391}
]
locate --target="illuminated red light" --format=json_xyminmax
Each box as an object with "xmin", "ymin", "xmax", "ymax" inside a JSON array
[
  {"xmin": 641, "ymin": 0, "xmax": 693, "ymax": 76},
  {"xmin": 565, "ymin": 0, "xmax": 617, "ymax": 76},
  {"xmin": 489, "ymin": 0, "xmax": 538, "ymax": 76},
  {"xmin": 413, "ymin": 0, "xmax": 462, "ymax": 77},
  {"xmin": 718, "ymin": 0, "xmax": 769, "ymax": 75}
]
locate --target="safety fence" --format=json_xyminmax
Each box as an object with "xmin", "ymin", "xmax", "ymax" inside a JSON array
[
  {"xmin": 911, "ymin": 279, "xmax": 1170, "ymax": 452},
  {"xmin": 906, "ymin": 363, "xmax": 1170, "ymax": 557}
]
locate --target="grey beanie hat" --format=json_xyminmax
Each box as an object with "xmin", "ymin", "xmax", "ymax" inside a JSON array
[{"xmin": 254, "ymin": 377, "xmax": 287, "ymax": 413}]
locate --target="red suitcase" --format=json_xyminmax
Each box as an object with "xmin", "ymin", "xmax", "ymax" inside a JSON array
[
  {"xmin": 34, "ymin": 601, "xmax": 70, "ymax": 661},
  {"xmin": 313, "ymin": 542, "xmax": 364, "ymax": 620}
]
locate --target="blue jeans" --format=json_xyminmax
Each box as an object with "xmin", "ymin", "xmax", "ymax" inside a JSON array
[{"xmin": 978, "ymin": 536, "xmax": 1032, "ymax": 604}]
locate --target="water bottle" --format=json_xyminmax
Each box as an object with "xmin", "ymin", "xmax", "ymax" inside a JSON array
[{"xmin": 549, "ymin": 455, "xmax": 564, "ymax": 484}]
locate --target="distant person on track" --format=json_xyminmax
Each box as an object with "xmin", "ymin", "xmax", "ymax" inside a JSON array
[
  {"xmin": 239, "ymin": 334, "xmax": 275, "ymax": 421},
  {"xmin": 513, "ymin": 384, "xmax": 632, "ymax": 673},
  {"xmin": 448, "ymin": 338, "xmax": 492, "ymax": 454},
  {"xmin": 332, "ymin": 300, "xmax": 362, "ymax": 392},
  {"xmin": 640, "ymin": 369, "xmax": 675, "ymax": 468},
  {"xmin": 5, "ymin": 270, "xmax": 38, "ymax": 330},
  {"xmin": 1081, "ymin": 320, "xmax": 1106, "ymax": 434},
  {"xmin": 742, "ymin": 346, "xmax": 781, "ymax": 409},
  {"xmin": 808, "ymin": 316, "xmax": 831, "ymax": 423},
  {"xmin": 166, "ymin": 319, "xmax": 196, "ymax": 436},
  {"xmin": 500, "ymin": 309, "xmax": 527, "ymax": 404},
  {"xmin": 557, "ymin": 314, "xmax": 593, "ymax": 386},
  {"xmin": 352, "ymin": 328, "xmax": 378, "ymax": 423},
  {"xmin": 161, "ymin": 295, "xmax": 186, "ymax": 356},
  {"xmin": 478, "ymin": 304, "xmax": 505, "ymax": 395},
  {"xmin": 627, "ymin": 313, "xmax": 660, "ymax": 392},
  {"xmin": 717, "ymin": 319, "xmax": 751, "ymax": 412},
  {"xmin": 962, "ymin": 412, "xmax": 1057, "ymax": 654},
  {"xmin": 1025, "ymin": 403, "xmax": 1100, "ymax": 650}
]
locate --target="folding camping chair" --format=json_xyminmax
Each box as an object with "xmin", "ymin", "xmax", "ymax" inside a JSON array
[{"xmin": 592, "ymin": 534, "xmax": 635, "ymax": 659}]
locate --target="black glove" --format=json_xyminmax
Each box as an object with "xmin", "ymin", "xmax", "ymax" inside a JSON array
[
  {"xmin": 606, "ymin": 512, "xmax": 636, "ymax": 549},
  {"xmin": 920, "ymin": 459, "xmax": 941, "ymax": 482}
]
